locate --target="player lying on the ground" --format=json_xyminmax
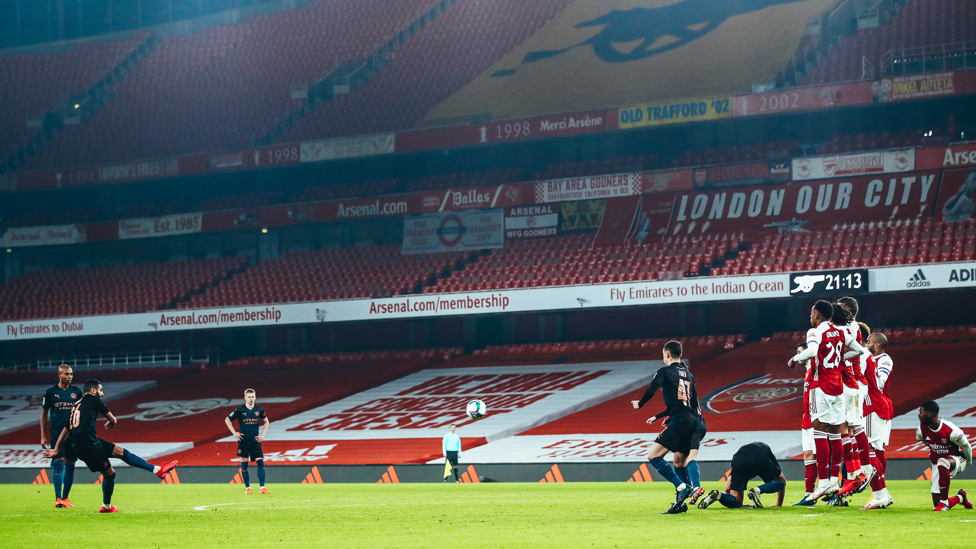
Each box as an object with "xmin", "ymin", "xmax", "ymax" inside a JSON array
[
  {"xmin": 48, "ymin": 379, "xmax": 178, "ymax": 513},
  {"xmin": 916, "ymin": 400, "xmax": 973, "ymax": 511},
  {"xmin": 697, "ymin": 442, "xmax": 786, "ymax": 509},
  {"xmin": 225, "ymin": 388, "xmax": 272, "ymax": 495}
]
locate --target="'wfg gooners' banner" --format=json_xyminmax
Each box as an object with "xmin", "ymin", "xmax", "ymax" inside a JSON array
[
  {"xmin": 402, "ymin": 209, "xmax": 504, "ymax": 254},
  {"xmin": 665, "ymin": 171, "xmax": 941, "ymax": 236}
]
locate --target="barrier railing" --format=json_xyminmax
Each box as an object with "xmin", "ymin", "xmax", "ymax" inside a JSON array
[{"xmin": 0, "ymin": 348, "xmax": 215, "ymax": 371}]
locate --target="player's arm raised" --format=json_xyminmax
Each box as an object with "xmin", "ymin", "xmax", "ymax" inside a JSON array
[{"xmin": 225, "ymin": 416, "xmax": 242, "ymax": 440}]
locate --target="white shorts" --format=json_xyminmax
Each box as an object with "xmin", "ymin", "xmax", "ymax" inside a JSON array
[
  {"xmin": 810, "ymin": 387, "xmax": 845, "ymax": 426},
  {"xmin": 801, "ymin": 428, "xmax": 815, "ymax": 453},
  {"xmin": 843, "ymin": 385, "xmax": 862, "ymax": 426},
  {"xmin": 865, "ymin": 413, "xmax": 891, "ymax": 449},
  {"xmin": 930, "ymin": 456, "xmax": 967, "ymax": 494}
]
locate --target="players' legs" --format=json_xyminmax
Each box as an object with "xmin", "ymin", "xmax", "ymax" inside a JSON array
[
  {"xmin": 686, "ymin": 449, "xmax": 701, "ymax": 488},
  {"xmin": 240, "ymin": 458, "xmax": 250, "ymax": 488},
  {"xmin": 256, "ymin": 458, "xmax": 266, "ymax": 488},
  {"xmin": 934, "ymin": 456, "xmax": 965, "ymax": 509},
  {"xmin": 720, "ymin": 490, "xmax": 744, "ymax": 508},
  {"xmin": 52, "ymin": 457, "xmax": 65, "ymax": 501},
  {"xmin": 647, "ymin": 443, "xmax": 685, "ymax": 490},
  {"xmin": 100, "ymin": 465, "xmax": 117, "ymax": 510},
  {"xmin": 63, "ymin": 459, "xmax": 76, "ymax": 500},
  {"xmin": 111, "ymin": 444, "xmax": 165, "ymax": 475}
]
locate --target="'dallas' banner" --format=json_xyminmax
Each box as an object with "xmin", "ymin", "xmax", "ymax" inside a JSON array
[
  {"xmin": 665, "ymin": 170, "xmax": 942, "ymax": 235},
  {"xmin": 402, "ymin": 209, "xmax": 505, "ymax": 254},
  {"xmin": 792, "ymin": 149, "xmax": 915, "ymax": 181}
]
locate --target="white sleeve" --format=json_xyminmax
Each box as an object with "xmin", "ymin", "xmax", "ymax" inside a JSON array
[
  {"xmin": 950, "ymin": 428, "xmax": 972, "ymax": 465},
  {"xmin": 916, "ymin": 427, "xmax": 924, "ymax": 443},
  {"xmin": 792, "ymin": 342, "xmax": 818, "ymax": 363},
  {"xmin": 876, "ymin": 356, "xmax": 893, "ymax": 390},
  {"xmin": 844, "ymin": 339, "xmax": 867, "ymax": 360}
]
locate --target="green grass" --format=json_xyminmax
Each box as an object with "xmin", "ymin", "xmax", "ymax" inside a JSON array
[{"xmin": 3, "ymin": 481, "xmax": 973, "ymax": 548}]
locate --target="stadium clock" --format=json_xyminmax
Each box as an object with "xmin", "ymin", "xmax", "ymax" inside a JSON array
[{"xmin": 789, "ymin": 269, "xmax": 869, "ymax": 296}]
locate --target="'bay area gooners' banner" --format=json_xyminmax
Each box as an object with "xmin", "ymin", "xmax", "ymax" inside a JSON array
[
  {"xmin": 792, "ymin": 149, "xmax": 915, "ymax": 181},
  {"xmin": 665, "ymin": 170, "xmax": 942, "ymax": 236},
  {"xmin": 535, "ymin": 173, "xmax": 642, "ymax": 203},
  {"xmin": 0, "ymin": 272, "xmax": 790, "ymax": 341},
  {"xmin": 118, "ymin": 213, "xmax": 202, "ymax": 239},
  {"xmin": 402, "ymin": 209, "xmax": 504, "ymax": 254},
  {"xmin": 0, "ymin": 224, "xmax": 87, "ymax": 248},
  {"xmin": 252, "ymin": 362, "xmax": 659, "ymax": 442}
]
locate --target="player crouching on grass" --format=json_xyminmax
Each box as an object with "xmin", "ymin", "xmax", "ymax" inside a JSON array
[
  {"xmin": 697, "ymin": 442, "xmax": 786, "ymax": 509},
  {"xmin": 916, "ymin": 400, "xmax": 973, "ymax": 511},
  {"xmin": 226, "ymin": 388, "xmax": 271, "ymax": 495},
  {"xmin": 48, "ymin": 379, "xmax": 178, "ymax": 513}
]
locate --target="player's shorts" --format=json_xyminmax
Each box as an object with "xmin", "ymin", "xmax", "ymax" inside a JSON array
[
  {"xmin": 237, "ymin": 437, "xmax": 264, "ymax": 461},
  {"xmin": 74, "ymin": 439, "xmax": 116, "ymax": 473},
  {"xmin": 843, "ymin": 385, "xmax": 862, "ymax": 426},
  {"xmin": 810, "ymin": 387, "xmax": 844, "ymax": 426},
  {"xmin": 801, "ymin": 428, "xmax": 815, "ymax": 453},
  {"xmin": 654, "ymin": 412, "xmax": 696, "ymax": 455},
  {"xmin": 865, "ymin": 413, "xmax": 891, "ymax": 449},
  {"xmin": 689, "ymin": 417, "xmax": 707, "ymax": 451},
  {"xmin": 930, "ymin": 456, "xmax": 967, "ymax": 494},
  {"xmin": 445, "ymin": 450, "xmax": 459, "ymax": 467},
  {"xmin": 728, "ymin": 446, "xmax": 782, "ymax": 493}
]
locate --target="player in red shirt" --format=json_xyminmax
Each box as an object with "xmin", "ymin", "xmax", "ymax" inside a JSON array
[
  {"xmin": 832, "ymin": 297, "xmax": 874, "ymax": 503},
  {"xmin": 859, "ymin": 332, "xmax": 894, "ymax": 510},
  {"xmin": 916, "ymin": 401, "xmax": 973, "ymax": 511},
  {"xmin": 789, "ymin": 301, "xmax": 866, "ymax": 502}
]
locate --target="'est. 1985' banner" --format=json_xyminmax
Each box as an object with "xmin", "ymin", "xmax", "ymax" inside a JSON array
[
  {"xmin": 618, "ymin": 97, "xmax": 730, "ymax": 129},
  {"xmin": 402, "ymin": 209, "xmax": 504, "ymax": 254}
]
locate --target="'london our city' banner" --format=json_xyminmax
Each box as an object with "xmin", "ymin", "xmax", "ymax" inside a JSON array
[
  {"xmin": 402, "ymin": 209, "xmax": 505, "ymax": 254},
  {"xmin": 664, "ymin": 170, "xmax": 942, "ymax": 236}
]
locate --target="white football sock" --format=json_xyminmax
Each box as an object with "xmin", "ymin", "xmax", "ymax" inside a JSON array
[{"xmin": 153, "ymin": 465, "xmax": 161, "ymax": 474}]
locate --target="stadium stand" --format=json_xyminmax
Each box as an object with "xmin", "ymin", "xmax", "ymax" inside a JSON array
[
  {"xmin": 798, "ymin": 0, "xmax": 976, "ymax": 85},
  {"xmin": 20, "ymin": 0, "xmax": 443, "ymax": 170},
  {"xmin": 0, "ymin": 256, "xmax": 246, "ymax": 320},
  {"xmin": 179, "ymin": 245, "xmax": 470, "ymax": 308},
  {"xmin": 0, "ymin": 32, "xmax": 153, "ymax": 167}
]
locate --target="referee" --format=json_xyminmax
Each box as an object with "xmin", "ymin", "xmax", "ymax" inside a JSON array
[{"xmin": 442, "ymin": 424, "xmax": 461, "ymax": 482}]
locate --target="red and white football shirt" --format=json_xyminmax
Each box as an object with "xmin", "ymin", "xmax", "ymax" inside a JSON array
[{"xmin": 864, "ymin": 353, "xmax": 894, "ymax": 420}]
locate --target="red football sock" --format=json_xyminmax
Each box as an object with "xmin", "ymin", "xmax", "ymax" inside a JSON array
[
  {"xmin": 814, "ymin": 431, "xmax": 830, "ymax": 481},
  {"xmin": 805, "ymin": 460, "xmax": 817, "ymax": 493},
  {"xmin": 854, "ymin": 428, "xmax": 871, "ymax": 468},
  {"xmin": 877, "ymin": 449, "xmax": 887, "ymax": 489},
  {"xmin": 842, "ymin": 435, "xmax": 858, "ymax": 479},
  {"xmin": 828, "ymin": 433, "xmax": 843, "ymax": 480},
  {"xmin": 948, "ymin": 496, "xmax": 960, "ymax": 508},
  {"xmin": 938, "ymin": 463, "xmax": 952, "ymax": 501},
  {"xmin": 869, "ymin": 451, "xmax": 883, "ymax": 491}
]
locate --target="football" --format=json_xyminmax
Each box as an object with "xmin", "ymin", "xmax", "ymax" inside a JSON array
[{"xmin": 465, "ymin": 399, "xmax": 487, "ymax": 420}]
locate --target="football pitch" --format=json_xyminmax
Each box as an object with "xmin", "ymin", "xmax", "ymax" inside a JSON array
[{"xmin": 3, "ymin": 481, "xmax": 973, "ymax": 548}]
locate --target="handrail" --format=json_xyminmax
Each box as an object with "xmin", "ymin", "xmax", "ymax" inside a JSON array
[{"xmin": 0, "ymin": 348, "xmax": 215, "ymax": 371}]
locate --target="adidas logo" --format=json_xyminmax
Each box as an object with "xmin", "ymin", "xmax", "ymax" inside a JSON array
[
  {"xmin": 906, "ymin": 269, "xmax": 931, "ymax": 288},
  {"xmin": 31, "ymin": 470, "xmax": 51, "ymax": 485},
  {"xmin": 300, "ymin": 466, "xmax": 323, "ymax": 484},
  {"xmin": 459, "ymin": 465, "xmax": 481, "ymax": 483},
  {"xmin": 160, "ymin": 470, "xmax": 181, "ymax": 485},
  {"xmin": 918, "ymin": 467, "xmax": 933, "ymax": 481},
  {"xmin": 538, "ymin": 464, "xmax": 564, "ymax": 483},
  {"xmin": 626, "ymin": 463, "xmax": 654, "ymax": 483},
  {"xmin": 376, "ymin": 466, "xmax": 400, "ymax": 484}
]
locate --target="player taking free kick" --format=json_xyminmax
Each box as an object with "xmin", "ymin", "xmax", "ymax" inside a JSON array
[
  {"xmin": 225, "ymin": 388, "xmax": 271, "ymax": 494},
  {"xmin": 48, "ymin": 379, "xmax": 178, "ymax": 513}
]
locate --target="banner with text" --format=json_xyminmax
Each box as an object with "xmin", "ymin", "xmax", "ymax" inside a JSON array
[
  {"xmin": 619, "ymin": 97, "xmax": 731, "ymax": 129},
  {"xmin": 666, "ymin": 170, "xmax": 942, "ymax": 236},
  {"xmin": 872, "ymin": 71, "xmax": 976, "ymax": 102},
  {"xmin": 300, "ymin": 133, "xmax": 395, "ymax": 163},
  {"xmin": 694, "ymin": 161, "xmax": 791, "ymax": 190},
  {"xmin": 535, "ymin": 173, "xmax": 641, "ymax": 203},
  {"xmin": 118, "ymin": 213, "xmax": 203, "ymax": 239},
  {"xmin": 402, "ymin": 209, "xmax": 504, "ymax": 254},
  {"xmin": 870, "ymin": 261, "xmax": 976, "ymax": 293},
  {"xmin": 732, "ymin": 81, "xmax": 874, "ymax": 117},
  {"xmin": 505, "ymin": 204, "xmax": 559, "ymax": 239},
  {"xmin": 0, "ymin": 224, "xmax": 87, "ymax": 248},
  {"xmin": 0, "ymin": 272, "xmax": 791, "ymax": 341},
  {"xmin": 793, "ymin": 149, "xmax": 915, "ymax": 181},
  {"xmin": 917, "ymin": 143, "xmax": 976, "ymax": 170}
]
